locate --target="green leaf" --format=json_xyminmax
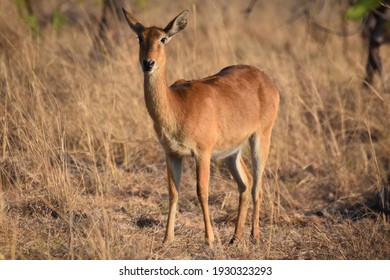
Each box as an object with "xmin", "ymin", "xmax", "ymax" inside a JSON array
[
  {"xmin": 24, "ymin": 14, "xmax": 39, "ymax": 37},
  {"xmin": 52, "ymin": 9, "xmax": 65, "ymax": 33},
  {"xmin": 345, "ymin": 0, "xmax": 382, "ymax": 20},
  {"xmin": 134, "ymin": 0, "xmax": 149, "ymax": 9}
]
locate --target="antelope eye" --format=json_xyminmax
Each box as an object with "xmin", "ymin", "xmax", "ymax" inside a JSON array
[{"xmin": 160, "ymin": 37, "xmax": 168, "ymax": 44}]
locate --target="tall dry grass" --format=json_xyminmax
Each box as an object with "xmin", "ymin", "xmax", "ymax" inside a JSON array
[{"xmin": 0, "ymin": 0, "xmax": 389, "ymax": 259}]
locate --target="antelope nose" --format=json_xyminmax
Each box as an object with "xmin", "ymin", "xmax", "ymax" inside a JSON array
[{"xmin": 142, "ymin": 59, "xmax": 155, "ymax": 72}]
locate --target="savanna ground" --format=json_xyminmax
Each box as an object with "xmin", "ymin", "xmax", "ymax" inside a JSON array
[{"xmin": 0, "ymin": 0, "xmax": 389, "ymax": 260}]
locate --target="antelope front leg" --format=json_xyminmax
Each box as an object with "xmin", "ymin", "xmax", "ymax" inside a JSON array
[
  {"xmin": 163, "ymin": 153, "xmax": 183, "ymax": 245},
  {"xmin": 196, "ymin": 153, "xmax": 214, "ymax": 247}
]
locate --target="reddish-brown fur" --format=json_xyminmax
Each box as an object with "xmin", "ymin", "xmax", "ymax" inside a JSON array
[{"xmin": 123, "ymin": 8, "xmax": 279, "ymax": 246}]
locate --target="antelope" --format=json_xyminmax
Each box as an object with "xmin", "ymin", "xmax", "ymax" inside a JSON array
[{"xmin": 122, "ymin": 8, "xmax": 279, "ymax": 246}]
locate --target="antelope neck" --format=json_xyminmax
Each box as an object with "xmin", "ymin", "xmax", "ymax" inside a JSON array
[{"xmin": 143, "ymin": 67, "xmax": 177, "ymax": 131}]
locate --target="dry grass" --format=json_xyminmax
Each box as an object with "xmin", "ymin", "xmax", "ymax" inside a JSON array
[{"xmin": 0, "ymin": 0, "xmax": 389, "ymax": 260}]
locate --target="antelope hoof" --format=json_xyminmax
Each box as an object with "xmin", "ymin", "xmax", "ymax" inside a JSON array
[
  {"xmin": 250, "ymin": 234, "xmax": 260, "ymax": 245},
  {"xmin": 163, "ymin": 236, "xmax": 174, "ymax": 246},
  {"xmin": 229, "ymin": 234, "xmax": 242, "ymax": 245},
  {"xmin": 205, "ymin": 236, "xmax": 215, "ymax": 248}
]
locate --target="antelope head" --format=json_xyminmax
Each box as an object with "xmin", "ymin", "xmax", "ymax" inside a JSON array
[{"xmin": 122, "ymin": 8, "xmax": 189, "ymax": 74}]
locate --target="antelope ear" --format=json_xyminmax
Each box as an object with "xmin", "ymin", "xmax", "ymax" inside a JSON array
[
  {"xmin": 164, "ymin": 10, "xmax": 189, "ymax": 38},
  {"xmin": 122, "ymin": 8, "xmax": 144, "ymax": 34}
]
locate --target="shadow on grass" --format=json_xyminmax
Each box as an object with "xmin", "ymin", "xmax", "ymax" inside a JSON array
[{"xmin": 308, "ymin": 176, "xmax": 390, "ymax": 221}]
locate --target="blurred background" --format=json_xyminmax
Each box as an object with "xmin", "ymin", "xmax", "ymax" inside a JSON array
[{"xmin": 0, "ymin": 0, "xmax": 389, "ymax": 259}]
